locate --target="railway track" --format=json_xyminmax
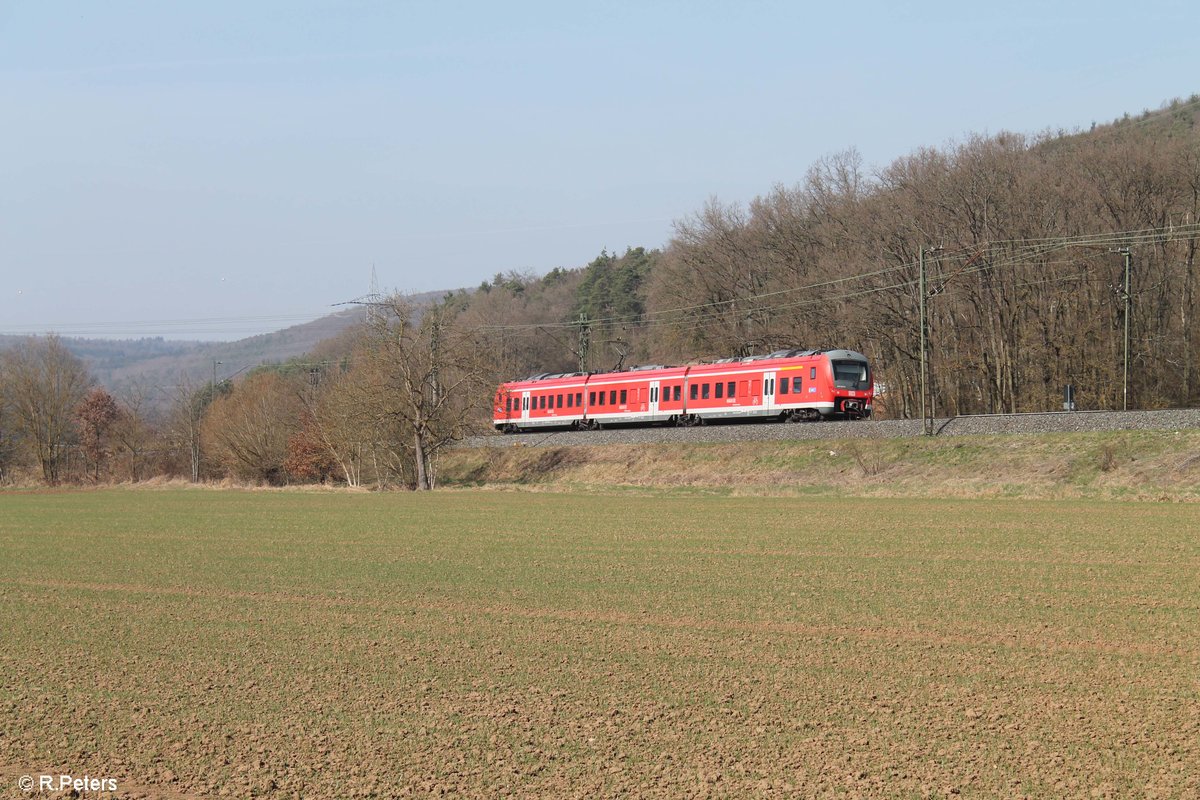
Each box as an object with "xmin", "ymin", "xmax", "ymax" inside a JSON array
[{"xmin": 458, "ymin": 408, "xmax": 1200, "ymax": 449}]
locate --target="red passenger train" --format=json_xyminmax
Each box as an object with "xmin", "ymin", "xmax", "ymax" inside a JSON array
[{"xmin": 492, "ymin": 349, "xmax": 873, "ymax": 432}]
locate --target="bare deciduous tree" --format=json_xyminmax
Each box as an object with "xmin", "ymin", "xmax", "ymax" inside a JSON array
[
  {"xmin": 202, "ymin": 372, "xmax": 303, "ymax": 484},
  {"xmin": 355, "ymin": 296, "xmax": 490, "ymax": 490},
  {"xmin": 1, "ymin": 336, "xmax": 92, "ymax": 484},
  {"xmin": 165, "ymin": 377, "xmax": 207, "ymax": 482},
  {"xmin": 296, "ymin": 364, "xmax": 374, "ymax": 487},
  {"xmin": 111, "ymin": 382, "xmax": 158, "ymax": 482},
  {"xmin": 75, "ymin": 387, "xmax": 121, "ymax": 482}
]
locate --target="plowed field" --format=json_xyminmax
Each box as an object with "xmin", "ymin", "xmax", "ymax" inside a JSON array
[{"xmin": 2, "ymin": 490, "xmax": 1197, "ymax": 798}]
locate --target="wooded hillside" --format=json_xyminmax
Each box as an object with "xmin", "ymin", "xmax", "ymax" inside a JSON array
[{"xmin": 457, "ymin": 96, "xmax": 1200, "ymax": 418}]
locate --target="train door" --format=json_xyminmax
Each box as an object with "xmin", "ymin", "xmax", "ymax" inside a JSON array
[
  {"xmin": 521, "ymin": 391, "xmax": 531, "ymax": 423},
  {"xmin": 763, "ymin": 371, "xmax": 776, "ymax": 413},
  {"xmin": 649, "ymin": 380, "xmax": 660, "ymax": 418}
]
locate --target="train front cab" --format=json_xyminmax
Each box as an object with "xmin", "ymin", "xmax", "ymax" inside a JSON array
[{"xmin": 825, "ymin": 350, "xmax": 872, "ymax": 419}]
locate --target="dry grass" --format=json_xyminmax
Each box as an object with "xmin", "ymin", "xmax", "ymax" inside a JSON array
[
  {"xmin": 2, "ymin": 489, "xmax": 1199, "ymax": 798},
  {"xmin": 441, "ymin": 429, "xmax": 1200, "ymax": 500}
]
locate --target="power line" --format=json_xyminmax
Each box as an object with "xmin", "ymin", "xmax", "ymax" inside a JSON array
[
  {"xmin": 7, "ymin": 222, "xmax": 1198, "ymax": 341},
  {"xmin": 465, "ymin": 223, "xmax": 1200, "ymax": 337}
]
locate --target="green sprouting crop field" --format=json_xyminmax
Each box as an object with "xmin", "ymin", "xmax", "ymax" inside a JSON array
[{"xmin": 1, "ymin": 489, "xmax": 1197, "ymax": 798}]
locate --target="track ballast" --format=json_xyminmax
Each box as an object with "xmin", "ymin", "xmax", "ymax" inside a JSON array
[{"xmin": 459, "ymin": 409, "xmax": 1200, "ymax": 449}]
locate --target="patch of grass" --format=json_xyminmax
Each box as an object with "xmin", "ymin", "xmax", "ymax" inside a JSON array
[
  {"xmin": 443, "ymin": 429, "xmax": 1200, "ymax": 500},
  {"xmin": 1, "ymin": 490, "xmax": 1199, "ymax": 797}
]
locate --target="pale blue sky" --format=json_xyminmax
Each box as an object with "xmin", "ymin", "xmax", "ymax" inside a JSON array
[{"xmin": 1, "ymin": 1, "xmax": 1195, "ymax": 339}]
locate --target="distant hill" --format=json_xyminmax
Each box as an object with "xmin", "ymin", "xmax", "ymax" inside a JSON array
[{"xmin": 0, "ymin": 289, "xmax": 451, "ymax": 410}]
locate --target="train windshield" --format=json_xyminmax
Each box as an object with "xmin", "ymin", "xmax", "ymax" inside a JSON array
[{"xmin": 832, "ymin": 360, "xmax": 870, "ymax": 390}]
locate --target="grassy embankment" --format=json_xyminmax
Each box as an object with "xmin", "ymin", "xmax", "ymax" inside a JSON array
[
  {"xmin": 1, "ymin": 489, "xmax": 1198, "ymax": 797},
  {"xmin": 441, "ymin": 429, "xmax": 1200, "ymax": 500}
]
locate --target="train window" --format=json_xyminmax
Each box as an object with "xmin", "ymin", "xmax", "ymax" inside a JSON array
[
  {"xmin": 557, "ymin": 394, "xmax": 563, "ymax": 408},
  {"xmin": 609, "ymin": 390, "xmax": 616, "ymax": 405},
  {"xmin": 566, "ymin": 393, "xmax": 573, "ymax": 408},
  {"xmin": 727, "ymin": 381, "xmax": 735, "ymax": 398},
  {"xmin": 540, "ymin": 396, "xmax": 547, "ymax": 409},
  {"xmin": 619, "ymin": 389, "xmax": 627, "ymax": 405},
  {"xmin": 689, "ymin": 384, "xmax": 697, "ymax": 400},
  {"xmin": 779, "ymin": 378, "xmax": 789, "ymax": 395},
  {"xmin": 589, "ymin": 391, "xmax": 596, "ymax": 405},
  {"xmin": 810, "ymin": 367, "xmax": 817, "ymax": 380},
  {"xmin": 673, "ymin": 386, "xmax": 681, "ymax": 401},
  {"xmin": 576, "ymin": 392, "xmax": 582, "ymax": 406},
  {"xmin": 701, "ymin": 383, "xmax": 710, "ymax": 400},
  {"xmin": 793, "ymin": 377, "xmax": 803, "ymax": 393},
  {"xmin": 715, "ymin": 382, "xmax": 724, "ymax": 399},
  {"xmin": 832, "ymin": 360, "xmax": 871, "ymax": 390}
]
